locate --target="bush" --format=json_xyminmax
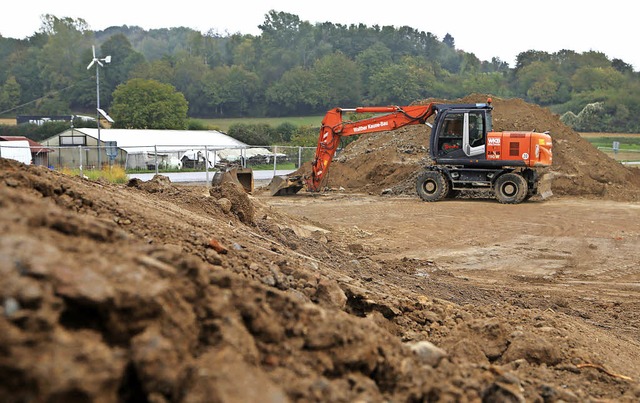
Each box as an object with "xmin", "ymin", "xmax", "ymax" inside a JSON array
[
  {"xmin": 227, "ymin": 123, "xmax": 276, "ymax": 146},
  {"xmin": 187, "ymin": 119, "xmax": 210, "ymax": 130}
]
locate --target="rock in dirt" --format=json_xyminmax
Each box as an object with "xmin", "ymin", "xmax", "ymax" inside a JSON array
[{"xmin": 210, "ymin": 182, "xmax": 255, "ymax": 224}]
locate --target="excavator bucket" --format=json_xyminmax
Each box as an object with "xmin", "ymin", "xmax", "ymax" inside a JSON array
[
  {"xmin": 233, "ymin": 167, "xmax": 254, "ymax": 193},
  {"xmin": 268, "ymin": 175, "xmax": 305, "ymax": 196},
  {"xmin": 536, "ymin": 171, "xmax": 554, "ymax": 200},
  {"xmin": 212, "ymin": 167, "xmax": 254, "ymax": 193}
]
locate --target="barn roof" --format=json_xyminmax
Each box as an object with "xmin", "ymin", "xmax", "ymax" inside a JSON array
[{"xmin": 0, "ymin": 136, "xmax": 54, "ymax": 153}]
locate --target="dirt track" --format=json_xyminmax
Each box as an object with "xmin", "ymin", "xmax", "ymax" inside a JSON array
[{"xmin": 260, "ymin": 192, "xmax": 640, "ymax": 339}]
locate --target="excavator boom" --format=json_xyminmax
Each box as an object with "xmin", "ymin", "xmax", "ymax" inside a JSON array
[{"xmin": 306, "ymin": 104, "xmax": 436, "ymax": 192}]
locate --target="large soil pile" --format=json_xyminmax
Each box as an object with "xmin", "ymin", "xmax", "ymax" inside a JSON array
[
  {"xmin": 2, "ymin": 156, "xmax": 640, "ymax": 402},
  {"xmin": 317, "ymin": 95, "xmax": 640, "ymax": 201}
]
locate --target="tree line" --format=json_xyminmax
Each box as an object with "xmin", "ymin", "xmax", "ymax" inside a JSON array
[{"xmin": 1, "ymin": 11, "xmax": 639, "ymax": 138}]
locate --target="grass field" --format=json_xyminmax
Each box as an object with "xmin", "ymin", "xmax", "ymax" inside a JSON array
[
  {"xmin": 579, "ymin": 132, "xmax": 640, "ymax": 163},
  {"xmin": 1, "ymin": 116, "xmax": 326, "ymax": 132},
  {"xmin": 579, "ymin": 132, "xmax": 640, "ymax": 150},
  {"xmin": 579, "ymin": 132, "xmax": 640, "ymax": 138},
  {"xmin": 193, "ymin": 116, "xmax": 324, "ymax": 132}
]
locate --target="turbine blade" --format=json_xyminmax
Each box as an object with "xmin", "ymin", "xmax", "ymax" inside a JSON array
[{"xmin": 87, "ymin": 60, "xmax": 95, "ymax": 69}]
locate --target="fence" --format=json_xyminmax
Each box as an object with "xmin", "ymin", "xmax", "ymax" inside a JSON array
[
  {"xmin": 1, "ymin": 143, "xmax": 319, "ymax": 183},
  {"xmin": 596, "ymin": 147, "xmax": 640, "ymax": 165}
]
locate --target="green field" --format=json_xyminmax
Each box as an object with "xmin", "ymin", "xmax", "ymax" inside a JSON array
[
  {"xmin": 579, "ymin": 132, "xmax": 640, "ymax": 163},
  {"xmin": 579, "ymin": 133, "xmax": 640, "ymax": 150},
  {"xmin": 192, "ymin": 116, "xmax": 324, "ymax": 132}
]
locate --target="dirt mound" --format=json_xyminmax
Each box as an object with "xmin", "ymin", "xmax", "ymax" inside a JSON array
[
  {"xmin": 209, "ymin": 181, "xmax": 255, "ymax": 224},
  {"xmin": 311, "ymin": 95, "xmax": 640, "ymax": 201},
  {"xmin": 2, "ymin": 155, "xmax": 640, "ymax": 402}
]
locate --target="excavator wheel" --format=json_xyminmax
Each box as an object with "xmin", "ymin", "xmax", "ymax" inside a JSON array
[
  {"xmin": 494, "ymin": 173, "xmax": 528, "ymax": 204},
  {"xmin": 416, "ymin": 170, "xmax": 449, "ymax": 202}
]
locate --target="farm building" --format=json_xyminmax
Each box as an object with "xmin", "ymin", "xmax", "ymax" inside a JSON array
[
  {"xmin": 0, "ymin": 136, "xmax": 54, "ymax": 166},
  {"xmin": 41, "ymin": 128, "xmax": 257, "ymax": 170}
]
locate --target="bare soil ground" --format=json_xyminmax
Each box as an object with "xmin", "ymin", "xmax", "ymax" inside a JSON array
[{"xmin": 2, "ymin": 96, "xmax": 640, "ymax": 402}]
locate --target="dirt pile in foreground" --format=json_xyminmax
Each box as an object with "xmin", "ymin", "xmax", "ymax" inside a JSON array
[
  {"xmin": 316, "ymin": 95, "xmax": 640, "ymax": 201},
  {"xmin": 2, "ymin": 157, "xmax": 640, "ymax": 402}
]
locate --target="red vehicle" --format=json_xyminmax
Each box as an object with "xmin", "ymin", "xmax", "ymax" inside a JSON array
[{"xmin": 271, "ymin": 99, "xmax": 553, "ymax": 204}]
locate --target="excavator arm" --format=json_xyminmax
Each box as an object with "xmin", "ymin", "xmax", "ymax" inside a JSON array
[{"xmin": 306, "ymin": 103, "xmax": 436, "ymax": 191}]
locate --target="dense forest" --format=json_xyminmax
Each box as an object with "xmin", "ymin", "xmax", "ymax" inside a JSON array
[{"xmin": 1, "ymin": 11, "xmax": 640, "ymax": 134}]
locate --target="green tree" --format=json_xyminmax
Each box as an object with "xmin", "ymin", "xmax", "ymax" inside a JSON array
[
  {"xmin": 570, "ymin": 66, "xmax": 624, "ymax": 93},
  {"xmin": 439, "ymin": 46, "xmax": 462, "ymax": 74},
  {"xmin": 527, "ymin": 79, "xmax": 559, "ymax": 105},
  {"xmin": 313, "ymin": 52, "xmax": 361, "ymax": 109},
  {"xmin": 110, "ymin": 78, "xmax": 188, "ymax": 129},
  {"xmin": 130, "ymin": 57, "xmax": 175, "ymax": 84},
  {"xmin": 202, "ymin": 65, "xmax": 260, "ymax": 116},
  {"xmin": 0, "ymin": 75, "xmax": 21, "ymax": 112},
  {"xmin": 265, "ymin": 67, "xmax": 320, "ymax": 115},
  {"xmin": 256, "ymin": 11, "xmax": 309, "ymax": 82},
  {"xmin": 355, "ymin": 43, "xmax": 393, "ymax": 100},
  {"xmin": 461, "ymin": 72, "xmax": 510, "ymax": 97},
  {"xmin": 173, "ymin": 56, "xmax": 210, "ymax": 116},
  {"xmin": 367, "ymin": 56, "xmax": 435, "ymax": 104},
  {"xmin": 6, "ymin": 47, "xmax": 46, "ymax": 112},
  {"xmin": 188, "ymin": 30, "xmax": 231, "ymax": 68},
  {"xmin": 611, "ymin": 58, "xmax": 633, "ymax": 74},
  {"xmin": 227, "ymin": 123, "xmax": 274, "ymax": 145},
  {"xmin": 514, "ymin": 50, "xmax": 551, "ymax": 71},
  {"xmin": 100, "ymin": 34, "xmax": 146, "ymax": 101},
  {"xmin": 275, "ymin": 122, "xmax": 297, "ymax": 142},
  {"xmin": 38, "ymin": 15, "xmax": 93, "ymax": 110},
  {"xmin": 514, "ymin": 61, "xmax": 561, "ymax": 103},
  {"xmin": 289, "ymin": 125, "xmax": 320, "ymax": 147},
  {"xmin": 442, "ymin": 33, "xmax": 455, "ymax": 48},
  {"xmin": 482, "ymin": 57, "xmax": 510, "ymax": 73},
  {"xmin": 578, "ymin": 51, "xmax": 611, "ymax": 69},
  {"xmin": 228, "ymin": 34, "xmax": 257, "ymax": 69},
  {"xmin": 459, "ymin": 52, "xmax": 481, "ymax": 75}
]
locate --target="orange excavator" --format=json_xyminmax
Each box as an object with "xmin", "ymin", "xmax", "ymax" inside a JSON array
[{"xmin": 269, "ymin": 99, "xmax": 553, "ymax": 204}]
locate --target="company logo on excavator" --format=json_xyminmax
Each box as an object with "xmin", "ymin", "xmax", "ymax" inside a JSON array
[{"xmin": 353, "ymin": 121, "xmax": 389, "ymax": 133}]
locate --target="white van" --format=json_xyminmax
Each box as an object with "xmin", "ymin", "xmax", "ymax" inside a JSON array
[{"xmin": 0, "ymin": 140, "xmax": 32, "ymax": 164}]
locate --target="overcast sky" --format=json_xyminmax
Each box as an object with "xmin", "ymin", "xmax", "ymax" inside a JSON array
[{"xmin": 1, "ymin": 0, "xmax": 637, "ymax": 70}]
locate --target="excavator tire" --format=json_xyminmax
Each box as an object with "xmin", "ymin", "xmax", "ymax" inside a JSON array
[
  {"xmin": 416, "ymin": 170, "xmax": 449, "ymax": 202},
  {"xmin": 494, "ymin": 173, "xmax": 528, "ymax": 204}
]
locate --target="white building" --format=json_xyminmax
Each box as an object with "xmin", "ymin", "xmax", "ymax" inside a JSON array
[{"xmin": 42, "ymin": 128, "xmax": 250, "ymax": 170}]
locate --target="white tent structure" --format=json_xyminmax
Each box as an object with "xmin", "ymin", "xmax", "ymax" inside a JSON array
[
  {"xmin": 43, "ymin": 128, "xmax": 251, "ymax": 169},
  {"xmin": 216, "ymin": 147, "xmax": 286, "ymax": 164}
]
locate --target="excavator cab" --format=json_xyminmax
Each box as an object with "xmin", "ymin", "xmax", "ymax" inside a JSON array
[{"xmin": 431, "ymin": 105, "xmax": 492, "ymax": 164}]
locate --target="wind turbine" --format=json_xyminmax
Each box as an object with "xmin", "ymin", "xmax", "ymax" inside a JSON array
[{"xmin": 87, "ymin": 45, "xmax": 111, "ymax": 168}]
